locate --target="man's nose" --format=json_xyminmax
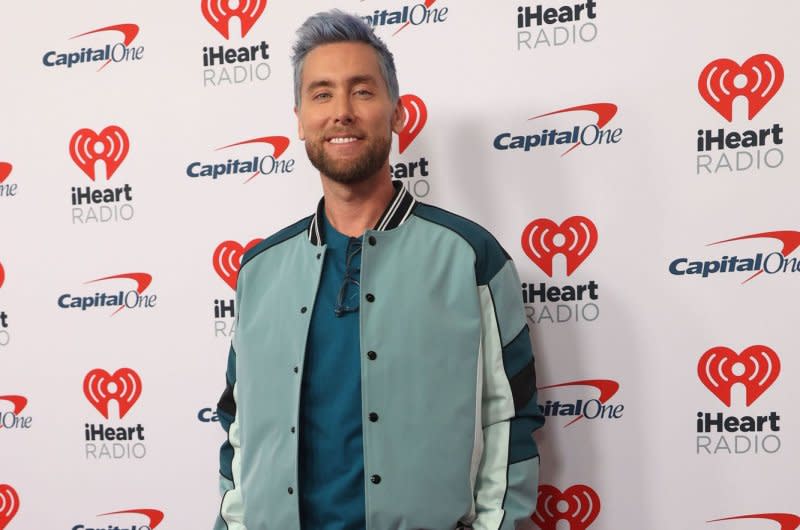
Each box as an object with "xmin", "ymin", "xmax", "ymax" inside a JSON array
[{"xmin": 334, "ymin": 96, "xmax": 354, "ymax": 124}]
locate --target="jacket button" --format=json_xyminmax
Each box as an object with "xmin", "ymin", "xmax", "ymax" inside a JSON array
[
  {"xmin": 365, "ymin": 293, "xmax": 375, "ymax": 303},
  {"xmin": 293, "ymin": 366, "xmax": 298, "ymax": 373},
  {"xmin": 288, "ymin": 487, "xmax": 294, "ymax": 494},
  {"xmin": 300, "ymin": 306, "xmax": 307, "ymax": 313},
  {"xmin": 368, "ymin": 236, "xmax": 377, "ymax": 246},
  {"xmin": 369, "ymin": 412, "xmax": 379, "ymax": 422},
  {"xmin": 290, "ymin": 426, "xmax": 296, "ymax": 433},
  {"xmin": 316, "ymin": 253, "xmax": 321, "ymax": 260},
  {"xmin": 367, "ymin": 351, "xmax": 377, "ymax": 360},
  {"xmin": 370, "ymin": 474, "xmax": 381, "ymax": 484}
]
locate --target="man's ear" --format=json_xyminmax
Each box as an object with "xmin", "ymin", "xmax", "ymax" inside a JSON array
[
  {"xmin": 391, "ymin": 99, "xmax": 405, "ymax": 135},
  {"xmin": 295, "ymin": 106, "xmax": 305, "ymax": 141}
]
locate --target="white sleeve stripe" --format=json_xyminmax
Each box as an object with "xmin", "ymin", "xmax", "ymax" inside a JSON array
[{"xmin": 473, "ymin": 285, "xmax": 516, "ymax": 530}]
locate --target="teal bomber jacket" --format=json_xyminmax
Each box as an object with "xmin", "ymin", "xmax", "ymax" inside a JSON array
[{"xmin": 214, "ymin": 183, "xmax": 544, "ymax": 530}]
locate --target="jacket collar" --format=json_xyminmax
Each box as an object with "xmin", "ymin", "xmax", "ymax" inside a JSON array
[{"xmin": 308, "ymin": 180, "xmax": 417, "ymax": 245}]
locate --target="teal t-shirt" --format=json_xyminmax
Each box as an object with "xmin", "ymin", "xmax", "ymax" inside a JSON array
[{"xmin": 299, "ymin": 211, "xmax": 365, "ymax": 530}]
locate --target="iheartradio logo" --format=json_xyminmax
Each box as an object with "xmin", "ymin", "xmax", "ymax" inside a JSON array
[
  {"xmin": 0, "ymin": 484, "xmax": 19, "ymax": 530},
  {"xmin": 698, "ymin": 345, "xmax": 780, "ymax": 407},
  {"xmin": 201, "ymin": 0, "xmax": 266, "ymax": 39},
  {"xmin": 398, "ymin": 94, "xmax": 427, "ymax": 154},
  {"xmin": 213, "ymin": 239, "xmax": 262, "ymax": 290},
  {"xmin": 0, "ymin": 261, "xmax": 4, "ymax": 289},
  {"xmin": 522, "ymin": 216, "xmax": 598, "ymax": 276},
  {"xmin": 709, "ymin": 513, "xmax": 800, "ymax": 530},
  {"xmin": 83, "ymin": 368, "xmax": 142, "ymax": 419},
  {"xmin": 532, "ymin": 484, "xmax": 600, "ymax": 530},
  {"xmin": 0, "ymin": 162, "xmax": 11, "ymax": 183},
  {"xmin": 699, "ymin": 54, "xmax": 783, "ymax": 122},
  {"xmin": 69, "ymin": 126, "xmax": 130, "ymax": 181}
]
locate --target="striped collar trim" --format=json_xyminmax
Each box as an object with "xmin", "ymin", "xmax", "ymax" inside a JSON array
[{"xmin": 308, "ymin": 181, "xmax": 417, "ymax": 245}]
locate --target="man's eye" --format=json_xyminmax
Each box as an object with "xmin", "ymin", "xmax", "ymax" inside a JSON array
[
  {"xmin": 313, "ymin": 92, "xmax": 331, "ymax": 101},
  {"xmin": 354, "ymin": 89, "xmax": 373, "ymax": 97}
]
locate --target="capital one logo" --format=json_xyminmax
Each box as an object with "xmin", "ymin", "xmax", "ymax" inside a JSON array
[
  {"xmin": 710, "ymin": 230, "xmax": 800, "ymax": 284},
  {"xmin": 538, "ymin": 379, "xmax": 620, "ymax": 428},
  {"xmin": 214, "ymin": 239, "xmax": 263, "ymax": 290},
  {"xmin": 698, "ymin": 345, "xmax": 780, "ymax": 407},
  {"xmin": 83, "ymin": 368, "xmax": 142, "ymax": 419},
  {"xmin": 41, "ymin": 24, "xmax": 143, "ymax": 71},
  {"xmin": 58, "ymin": 272, "xmax": 154, "ymax": 316},
  {"xmin": 398, "ymin": 94, "xmax": 427, "ymax": 154},
  {"xmin": 699, "ymin": 54, "xmax": 783, "ymax": 122},
  {"xmin": 522, "ymin": 216, "xmax": 597, "ymax": 276},
  {"xmin": 0, "ymin": 162, "xmax": 11, "ymax": 183},
  {"xmin": 187, "ymin": 136, "xmax": 291, "ymax": 182},
  {"xmin": 531, "ymin": 103, "xmax": 618, "ymax": 156},
  {"xmin": 202, "ymin": 0, "xmax": 266, "ymax": 39},
  {"xmin": 709, "ymin": 513, "xmax": 800, "ymax": 530},
  {"xmin": 69, "ymin": 126, "xmax": 130, "ymax": 181},
  {"xmin": 0, "ymin": 484, "xmax": 19, "ymax": 530},
  {"xmin": 493, "ymin": 103, "xmax": 621, "ymax": 156},
  {"xmin": 532, "ymin": 484, "xmax": 600, "ymax": 530}
]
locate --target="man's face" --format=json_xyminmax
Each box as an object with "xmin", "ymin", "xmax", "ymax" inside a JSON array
[{"xmin": 295, "ymin": 41, "xmax": 404, "ymax": 184}]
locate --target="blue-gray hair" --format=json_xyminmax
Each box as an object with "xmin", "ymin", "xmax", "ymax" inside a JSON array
[{"xmin": 291, "ymin": 9, "xmax": 399, "ymax": 107}]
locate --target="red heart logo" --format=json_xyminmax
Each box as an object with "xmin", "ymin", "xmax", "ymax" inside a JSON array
[
  {"xmin": 698, "ymin": 345, "xmax": 780, "ymax": 407},
  {"xmin": 532, "ymin": 484, "xmax": 601, "ymax": 530},
  {"xmin": 0, "ymin": 484, "xmax": 20, "ymax": 530},
  {"xmin": 213, "ymin": 239, "xmax": 263, "ymax": 290},
  {"xmin": 69, "ymin": 126, "xmax": 130, "ymax": 181},
  {"xmin": 83, "ymin": 368, "xmax": 142, "ymax": 419},
  {"xmin": 521, "ymin": 216, "xmax": 597, "ymax": 277},
  {"xmin": 698, "ymin": 54, "xmax": 783, "ymax": 122},
  {"xmin": 0, "ymin": 261, "xmax": 4, "ymax": 289},
  {"xmin": 398, "ymin": 94, "xmax": 427, "ymax": 154},
  {"xmin": 0, "ymin": 162, "xmax": 11, "ymax": 183},
  {"xmin": 201, "ymin": 0, "xmax": 267, "ymax": 39}
]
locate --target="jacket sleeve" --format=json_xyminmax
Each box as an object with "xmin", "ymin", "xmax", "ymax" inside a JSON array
[
  {"xmin": 471, "ymin": 258, "xmax": 544, "ymax": 530},
  {"xmin": 213, "ymin": 343, "xmax": 245, "ymax": 530}
]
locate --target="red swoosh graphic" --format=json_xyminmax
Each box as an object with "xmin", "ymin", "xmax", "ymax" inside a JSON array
[
  {"xmin": 216, "ymin": 136, "xmax": 291, "ymax": 183},
  {"xmin": 70, "ymin": 24, "xmax": 139, "ymax": 71},
  {"xmin": 538, "ymin": 379, "xmax": 619, "ymax": 427},
  {"xmin": 0, "ymin": 162, "xmax": 12, "ymax": 183},
  {"xmin": 709, "ymin": 230, "xmax": 800, "ymax": 284},
  {"xmin": 529, "ymin": 102, "xmax": 618, "ymax": 156},
  {"xmin": 0, "ymin": 396, "xmax": 27, "ymax": 429},
  {"xmin": 0, "ymin": 396, "xmax": 27, "ymax": 415},
  {"xmin": 100, "ymin": 508, "xmax": 164, "ymax": 528},
  {"xmin": 709, "ymin": 513, "xmax": 800, "ymax": 530},
  {"xmin": 85, "ymin": 273, "xmax": 153, "ymax": 315},
  {"xmin": 393, "ymin": 0, "xmax": 437, "ymax": 35}
]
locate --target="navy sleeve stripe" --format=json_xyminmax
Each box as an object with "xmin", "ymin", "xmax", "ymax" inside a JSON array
[
  {"xmin": 241, "ymin": 214, "xmax": 313, "ymax": 270},
  {"xmin": 412, "ymin": 203, "xmax": 511, "ymax": 285},
  {"xmin": 509, "ymin": 357, "xmax": 537, "ymax": 411},
  {"xmin": 509, "ymin": 417, "xmax": 541, "ymax": 464},
  {"xmin": 501, "ymin": 324, "xmax": 533, "ymax": 377},
  {"xmin": 217, "ymin": 345, "xmax": 237, "ymax": 420}
]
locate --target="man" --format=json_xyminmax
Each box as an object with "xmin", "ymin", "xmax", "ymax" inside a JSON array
[{"xmin": 214, "ymin": 9, "xmax": 544, "ymax": 530}]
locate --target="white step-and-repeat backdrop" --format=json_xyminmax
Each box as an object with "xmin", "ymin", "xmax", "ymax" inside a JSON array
[{"xmin": 1, "ymin": 1, "xmax": 798, "ymax": 528}]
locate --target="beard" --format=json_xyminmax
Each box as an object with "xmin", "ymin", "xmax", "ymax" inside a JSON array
[{"xmin": 305, "ymin": 130, "xmax": 392, "ymax": 184}]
